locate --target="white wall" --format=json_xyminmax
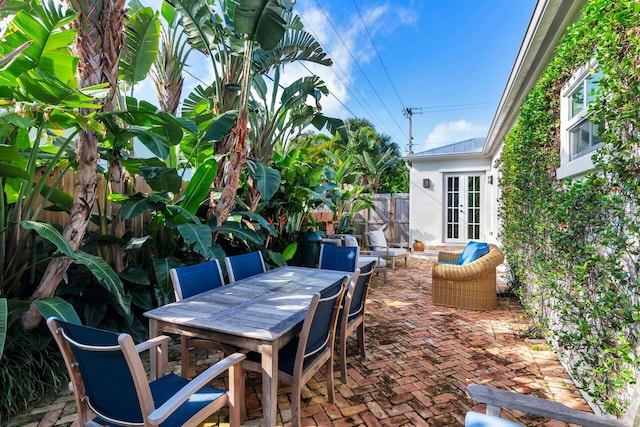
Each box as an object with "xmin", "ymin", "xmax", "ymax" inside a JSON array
[{"xmin": 409, "ymin": 156, "xmax": 493, "ymax": 245}]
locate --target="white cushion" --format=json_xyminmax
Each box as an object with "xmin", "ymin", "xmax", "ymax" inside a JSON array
[
  {"xmin": 359, "ymin": 256, "xmax": 386, "ymax": 268},
  {"xmin": 367, "ymin": 228, "xmax": 387, "ymax": 250},
  {"xmin": 343, "ymin": 235, "xmax": 359, "ymax": 247},
  {"xmin": 370, "ymin": 247, "xmax": 407, "ymax": 257}
]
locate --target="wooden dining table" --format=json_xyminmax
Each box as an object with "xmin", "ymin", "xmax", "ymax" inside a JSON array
[{"xmin": 143, "ymin": 265, "xmax": 351, "ymax": 427}]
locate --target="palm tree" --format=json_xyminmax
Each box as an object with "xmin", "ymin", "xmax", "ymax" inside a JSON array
[
  {"xmin": 169, "ymin": 0, "xmax": 334, "ymax": 225},
  {"xmin": 23, "ymin": 0, "xmax": 127, "ymax": 330}
]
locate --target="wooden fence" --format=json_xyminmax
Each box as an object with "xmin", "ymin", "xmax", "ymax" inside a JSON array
[
  {"xmin": 353, "ymin": 193, "xmax": 410, "ymax": 247},
  {"xmin": 37, "ymin": 170, "xmax": 409, "ymax": 247},
  {"xmin": 37, "ymin": 169, "xmax": 152, "ymax": 236}
]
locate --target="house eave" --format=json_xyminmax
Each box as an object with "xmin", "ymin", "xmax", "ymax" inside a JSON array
[
  {"xmin": 404, "ymin": 152, "xmax": 489, "ymax": 163},
  {"xmin": 482, "ymin": 0, "xmax": 588, "ymax": 156}
]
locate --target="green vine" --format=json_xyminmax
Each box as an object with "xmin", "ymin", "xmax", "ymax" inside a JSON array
[{"xmin": 498, "ymin": 0, "xmax": 640, "ymax": 415}]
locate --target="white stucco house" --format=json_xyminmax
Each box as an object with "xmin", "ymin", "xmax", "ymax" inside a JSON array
[{"xmin": 405, "ymin": 0, "xmax": 587, "ymax": 246}]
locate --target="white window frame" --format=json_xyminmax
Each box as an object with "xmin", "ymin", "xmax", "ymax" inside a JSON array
[{"xmin": 557, "ymin": 59, "xmax": 603, "ymax": 179}]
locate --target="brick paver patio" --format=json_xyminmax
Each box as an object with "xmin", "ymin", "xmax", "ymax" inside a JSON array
[{"xmin": 8, "ymin": 254, "xmax": 592, "ymax": 426}]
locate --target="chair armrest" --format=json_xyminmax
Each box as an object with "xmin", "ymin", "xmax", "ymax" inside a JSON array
[
  {"xmin": 148, "ymin": 352, "xmax": 246, "ymax": 425},
  {"xmin": 135, "ymin": 335, "xmax": 171, "ymax": 354},
  {"xmin": 467, "ymin": 384, "xmax": 625, "ymax": 427},
  {"xmin": 136, "ymin": 335, "xmax": 171, "ymax": 379},
  {"xmin": 438, "ymin": 250, "xmax": 461, "ymax": 263}
]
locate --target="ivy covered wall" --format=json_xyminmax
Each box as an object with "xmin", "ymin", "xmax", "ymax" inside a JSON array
[{"xmin": 498, "ymin": 0, "xmax": 640, "ymax": 415}]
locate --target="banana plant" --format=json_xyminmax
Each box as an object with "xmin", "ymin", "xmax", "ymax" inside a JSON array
[
  {"xmin": 167, "ymin": 0, "xmax": 330, "ymax": 226},
  {"xmin": 0, "ymin": 2, "xmax": 108, "ymax": 299}
]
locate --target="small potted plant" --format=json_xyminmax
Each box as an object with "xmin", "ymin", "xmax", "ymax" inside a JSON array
[{"xmin": 413, "ymin": 239, "xmax": 425, "ymax": 252}]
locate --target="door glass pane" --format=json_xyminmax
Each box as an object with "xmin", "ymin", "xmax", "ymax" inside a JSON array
[
  {"xmin": 446, "ymin": 177, "xmax": 460, "ymax": 240},
  {"xmin": 466, "ymin": 176, "xmax": 481, "ymax": 240}
]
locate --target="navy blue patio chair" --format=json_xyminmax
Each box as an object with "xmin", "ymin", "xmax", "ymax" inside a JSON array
[
  {"xmin": 46, "ymin": 317, "xmax": 245, "ymax": 427},
  {"xmin": 170, "ymin": 259, "xmax": 236, "ymax": 378},
  {"xmin": 465, "ymin": 383, "xmax": 631, "ymax": 426},
  {"xmin": 241, "ymin": 276, "xmax": 348, "ymax": 427},
  {"xmin": 170, "ymin": 259, "xmax": 225, "ymax": 300},
  {"xmin": 337, "ymin": 259, "xmax": 376, "ymax": 384},
  {"xmin": 318, "ymin": 244, "xmax": 359, "ymax": 272},
  {"xmin": 224, "ymin": 251, "xmax": 267, "ymax": 283}
]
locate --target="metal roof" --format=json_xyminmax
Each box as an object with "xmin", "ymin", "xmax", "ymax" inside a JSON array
[{"xmin": 413, "ymin": 137, "xmax": 486, "ymax": 156}]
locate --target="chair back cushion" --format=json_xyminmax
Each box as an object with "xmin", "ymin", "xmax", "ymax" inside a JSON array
[
  {"xmin": 304, "ymin": 277, "xmax": 346, "ymax": 362},
  {"xmin": 225, "ymin": 251, "xmax": 266, "ymax": 282},
  {"xmin": 54, "ymin": 319, "xmax": 144, "ymax": 424},
  {"xmin": 171, "ymin": 259, "xmax": 225, "ymax": 300},
  {"xmin": 319, "ymin": 245, "xmax": 359, "ymax": 272},
  {"xmin": 458, "ymin": 241, "xmax": 490, "ymax": 265},
  {"xmin": 367, "ymin": 228, "xmax": 388, "ymax": 250},
  {"xmin": 348, "ymin": 260, "xmax": 375, "ymax": 320},
  {"xmin": 343, "ymin": 235, "xmax": 359, "ymax": 247}
]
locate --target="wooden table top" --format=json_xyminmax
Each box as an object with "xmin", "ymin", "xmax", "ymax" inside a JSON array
[{"xmin": 144, "ymin": 266, "xmax": 349, "ymax": 342}]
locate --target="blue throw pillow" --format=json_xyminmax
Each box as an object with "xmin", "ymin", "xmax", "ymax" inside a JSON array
[{"xmin": 457, "ymin": 241, "xmax": 490, "ymax": 265}]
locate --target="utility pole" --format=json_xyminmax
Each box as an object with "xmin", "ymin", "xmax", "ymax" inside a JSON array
[{"xmin": 403, "ymin": 107, "xmax": 423, "ymax": 155}]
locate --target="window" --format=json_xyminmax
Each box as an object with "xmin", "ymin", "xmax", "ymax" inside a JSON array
[{"xmin": 558, "ymin": 60, "xmax": 603, "ymax": 179}]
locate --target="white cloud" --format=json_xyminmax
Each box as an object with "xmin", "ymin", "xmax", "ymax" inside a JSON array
[
  {"xmin": 290, "ymin": 1, "xmax": 417, "ymax": 125},
  {"xmin": 423, "ymin": 120, "xmax": 487, "ymax": 150}
]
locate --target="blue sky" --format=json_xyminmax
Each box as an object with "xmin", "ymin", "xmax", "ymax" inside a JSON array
[
  {"xmin": 134, "ymin": 0, "xmax": 537, "ymax": 154},
  {"xmin": 292, "ymin": 0, "xmax": 538, "ymax": 154}
]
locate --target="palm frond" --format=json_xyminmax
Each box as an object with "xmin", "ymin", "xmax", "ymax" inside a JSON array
[{"xmin": 253, "ymin": 14, "xmax": 332, "ymax": 73}]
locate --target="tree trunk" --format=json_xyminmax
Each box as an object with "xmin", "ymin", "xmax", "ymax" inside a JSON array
[
  {"xmin": 214, "ymin": 110, "xmax": 248, "ymax": 226},
  {"xmin": 22, "ymin": 0, "xmax": 125, "ymax": 330},
  {"xmin": 103, "ymin": 0, "xmax": 127, "ymax": 273}
]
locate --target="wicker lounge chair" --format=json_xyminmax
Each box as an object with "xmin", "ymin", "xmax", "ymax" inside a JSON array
[{"xmin": 432, "ymin": 244, "xmax": 504, "ymax": 310}]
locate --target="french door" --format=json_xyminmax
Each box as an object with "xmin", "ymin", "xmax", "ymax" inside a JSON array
[{"xmin": 444, "ymin": 174, "xmax": 483, "ymax": 243}]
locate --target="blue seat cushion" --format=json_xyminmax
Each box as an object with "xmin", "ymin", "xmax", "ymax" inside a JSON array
[
  {"xmin": 245, "ymin": 336, "xmax": 325, "ymax": 376},
  {"xmin": 458, "ymin": 241, "xmax": 490, "ymax": 265},
  {"xmin": 94, "ymin": 373, "xmax": 227, "ymax": 427},
  {"xmin": 465, "ymin": 411, "xmax": 524, "ymax": 427}
]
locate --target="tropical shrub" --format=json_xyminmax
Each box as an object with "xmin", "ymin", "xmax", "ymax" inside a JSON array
[{"xmin": 498, "ymin": 0, "xmax": 640, "ymax": 415}]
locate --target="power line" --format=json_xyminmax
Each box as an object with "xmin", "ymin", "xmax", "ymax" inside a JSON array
[
  {"xmin": 352, "ymin": 0, "xmax": 406, "ymax": 109},
  {"xmin": 297, "ymin": 14, "xmax": 391, "ymax": 131},
  {"xmin": 298, "ymin": 62, "xmax": 361, "ymax": 119},
  {"xmin": 312, "ymin": 0, "xmax": 408, "ymax": 141}
]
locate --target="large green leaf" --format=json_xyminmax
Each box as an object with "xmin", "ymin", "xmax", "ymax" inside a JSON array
[
  {"xmin": 165, "ymin": 204, "xmax": 202, "ymax": 224},
  {"xmin": 20, "ymin": 221, "xmax": 75, "ymax": 258},
  {"xmin": 33, "ymin": 297, "xmax": 81, "ymax": 324},
  {"xmin": 84, "ymin": 303, "xmax": 107, "ymax": 328},
  {"xmin": 0, "ymin": 6, "xmax": 78, "ymax": 87},
  {"xmin": 253, "ymin": 13, "xmax": 332, "ymax": 72},
  {"xmin": 152, "ymin": 256, "xmax": 182, "ymax": 297},
  {"xmin": 234, "ymin": 0, "xmax": 294, "ymax": 50},
  {"xmin": 0, "ymin": 298, "xmax": 6, "ymax": 360},
  {"xmin": 73, "ymin": 252, "xmax": 129, "ymax": 316},
  {"xmin": 140, "ymin": 166, "xmax": 182, "ymax": 193},
  {"xmin": 234, "ymin": 210, "xmax": 277, "ymax": 236},
  {"xmin": 120, "ymin": 7, "xmax": 160, "ymax": 84},
  {"xmin": 119, "ymin": 196, "xmax": 158, "ymax": 220},
  {"xmin": 0, "ymin": 164, "xmax": 73, "ymax": 211},
  {"xmin": 179, "ymin": 158, "xmax": 218, "ymax": 214},
  {"xmin": 282, "ymin": 242, "xmax": 297, "ymax": 261},
  {"xmin": 170, "ymin": 0, "xmax": 219, "ymax": 54},
  {"xmin": 121, "ymin": 157, "xmax": 167, "ymax": 175},
  {"xmin": 177, "ymin": 223, "xmax": 212, "ymax": 259},
  {"xmin": 280, "ymin": 75, "xmax": 327, "ymax": 111},
  {"xmin": 247, "ymin": 159, "xmax": 280, "ymax": 201},
  {"xmin": 202, "ymin": 110, "xmax": 238, "ymax": 142},
  {"xmin": 212, "ymin": 220, "xmax": 264, "ymax": 245},
  {"xmin": 21, "ymin": 221, "xmax": 129, "ymax": 318}
]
